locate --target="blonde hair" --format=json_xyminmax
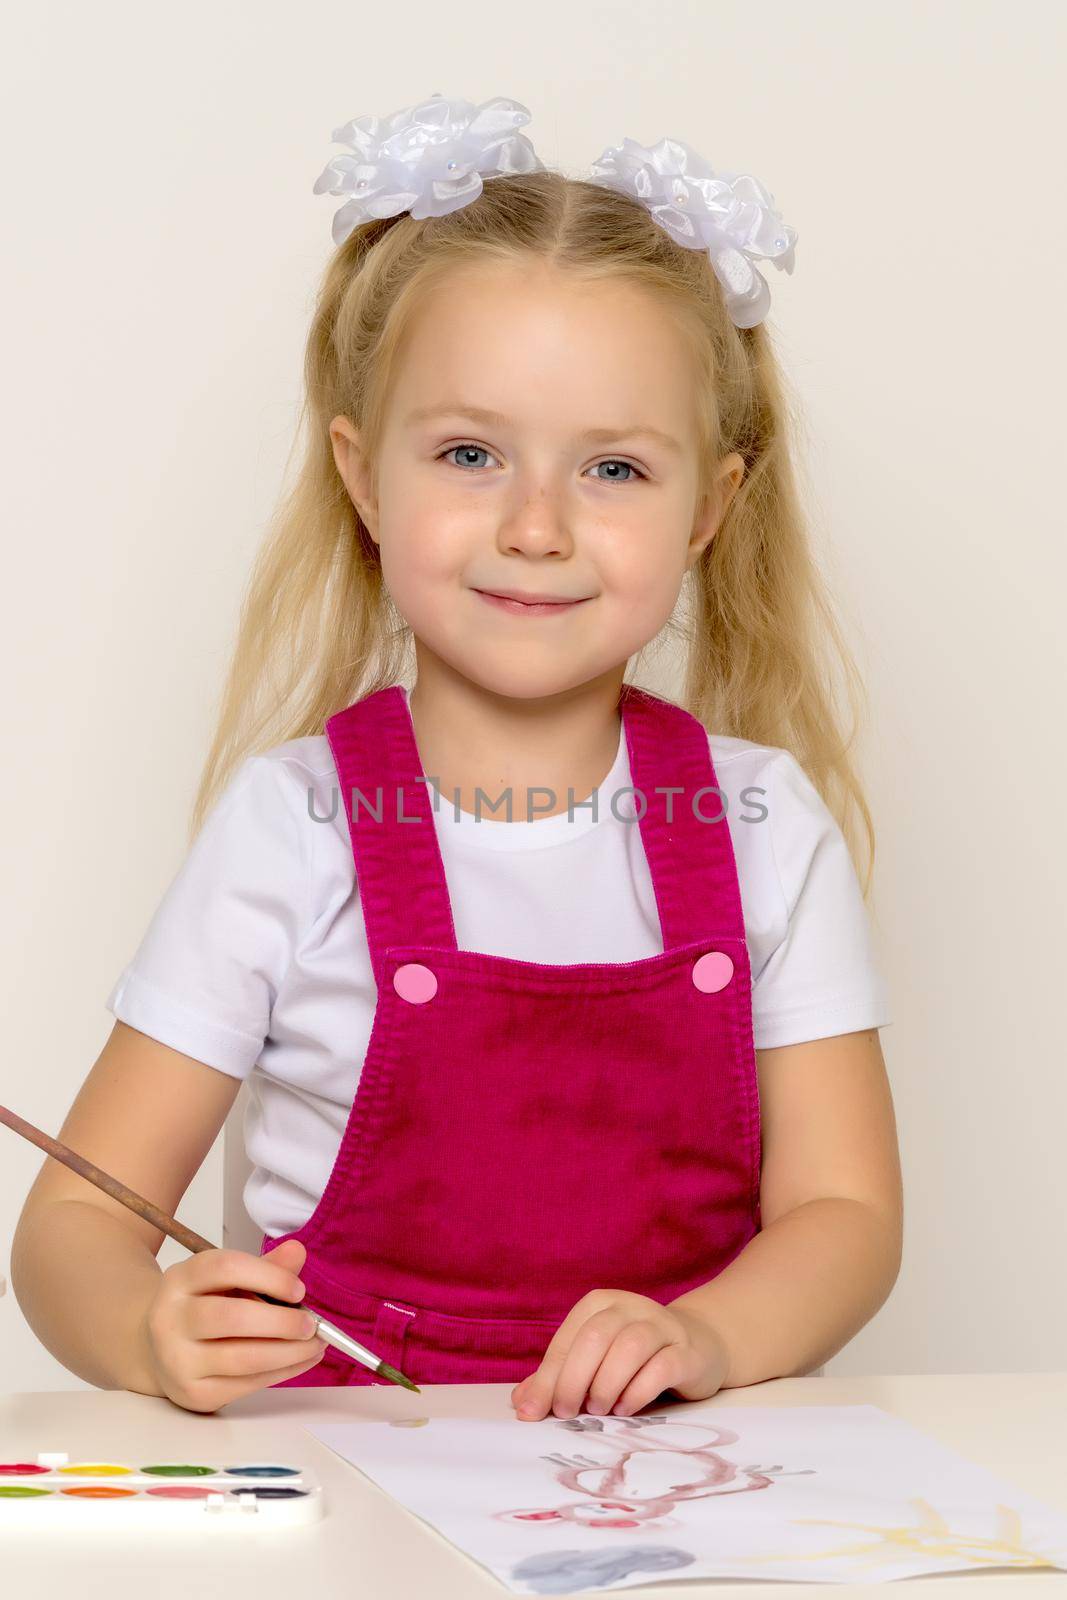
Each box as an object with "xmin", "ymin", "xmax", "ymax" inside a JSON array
[{"xmin": 191, "ymin": 169, "xmax": 876, "ymax": 898}]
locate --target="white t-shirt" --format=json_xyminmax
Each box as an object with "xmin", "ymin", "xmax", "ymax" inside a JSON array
[{"xmin": 106, "ymin": 687, "xmax": 891, "ymax": 1238}]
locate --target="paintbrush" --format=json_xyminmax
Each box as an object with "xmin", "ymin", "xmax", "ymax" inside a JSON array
[{"xmin": 0, "ymin": 1101, "xmax": 419, "ymax": 1393}]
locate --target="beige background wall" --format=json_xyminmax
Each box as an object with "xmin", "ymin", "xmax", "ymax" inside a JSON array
[{"xmin": 2, "ymin": 0, "xmax": 1064, "ymax": 1391}]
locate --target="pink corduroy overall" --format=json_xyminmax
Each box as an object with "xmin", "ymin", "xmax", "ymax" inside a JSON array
[{"xmin": 260, "ymin": 682, "xmax": 762, "ymax": 1387}]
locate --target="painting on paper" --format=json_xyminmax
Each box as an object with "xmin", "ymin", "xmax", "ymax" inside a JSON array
[{"xmin": 305, "ymin": 1403, "xmax": 1067, "ymax": 1593}]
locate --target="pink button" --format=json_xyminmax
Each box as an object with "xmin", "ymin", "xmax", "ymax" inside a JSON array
[
  {"xmin": 393, "ymin": 963, "xmax": 438, "ymax": 1004},
  {"xmin": 692, "ymin": 951, "xmax": 734, "ymax": 993}
]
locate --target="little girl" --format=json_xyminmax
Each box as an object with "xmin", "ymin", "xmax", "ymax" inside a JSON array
[{"xmin": 13, "ymin": 93, "xmax": 901, "ymax": 1419}]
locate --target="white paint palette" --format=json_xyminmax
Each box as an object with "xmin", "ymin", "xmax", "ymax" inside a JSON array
[{"xmin": 0, "ymin": 1451, "xmax": 325, "ymax": 1531}]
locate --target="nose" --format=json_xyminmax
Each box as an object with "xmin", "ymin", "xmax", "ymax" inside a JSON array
[{"xmin": 496, "ymin": 485, "xmax": 574, "ymax": 559}]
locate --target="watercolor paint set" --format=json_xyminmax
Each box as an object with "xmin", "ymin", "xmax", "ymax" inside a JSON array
[{"xmin": 0, "ymin": 1451, "xmax": 326, "ymax": 1531}]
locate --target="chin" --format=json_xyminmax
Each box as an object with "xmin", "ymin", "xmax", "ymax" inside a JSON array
[{"xmin": 456, "ymin": 661, "xmax": 592, "ymax": 703}]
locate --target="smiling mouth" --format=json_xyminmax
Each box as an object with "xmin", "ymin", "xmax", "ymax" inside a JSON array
[{"xmin": 473, "ymin": 589, "xmax": 592, "ymax": 615}]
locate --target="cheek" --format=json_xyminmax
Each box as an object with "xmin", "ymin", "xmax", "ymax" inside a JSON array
[
  {"xmin": 597, "ymin": 534, "xmax": 688, "ymax": 610},
  {"xmin": 377, "ymin": 522, "xmax": 469, "ymax": 629},
  {"xmin": 379, "ymin": 548, "xmax": 436, "ymax": 616}
]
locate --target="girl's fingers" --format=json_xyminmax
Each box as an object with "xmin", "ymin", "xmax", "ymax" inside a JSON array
[
  {"xmin": 515, "ymin": 1361, "xmax": 564, "ymax": 1418},
  {"xmin": 188, "ymin": 1293, "xmax": 318, "ymax": 1345},
  {"xmin": 194, "ymin": 1335, "xmax": 326, "ymax": 1380},
  {"xmin": 189, "ymin": 1247, "xmax": 307, "ymax": 1307},
  {"xmin": 537, "ymin": 1309, "xmax": 630, "ymax": 1418},
  {"xmin": 516, "ymin": 1331, "xmax": 588, "ymax": 1418},
  {"xmin": 604, "ymin": 1342, "xmax": 684, "ymax": 1417},
  {"xmin": 583, "ymin": 1322, "xmax": 669, "ymax": 1416},
  {"xmin": 521, "ymin": 1305, "xmax": 620, "ymax": 1420},
  {"xmin": 188, "ymin": 1349, "xmax": 326, "ymax": 1410}
]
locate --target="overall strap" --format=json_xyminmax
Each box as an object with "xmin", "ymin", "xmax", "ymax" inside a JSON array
[
  {"xmin": 325, "ymin": 682, "xmax": 746, "ymax": 985},
  {"xmin": 326, "ymin": 686, "xmax": 458, "ymax": 990},
  {"xmin": 620, "ymin": 684, "xmax": 747, "ymax": 950}
]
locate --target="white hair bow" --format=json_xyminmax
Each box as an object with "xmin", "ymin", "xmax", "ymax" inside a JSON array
[
  {"xmin": 587, "ymin": 136, "xmax": 796, "ymax": 330},
  {"xmin": 313, "ymin": 94, "xmax": 796, "ymax": 328},
  {"xmin": 312, "ymin": 93, "xmax": 544, "ymax": 245}
]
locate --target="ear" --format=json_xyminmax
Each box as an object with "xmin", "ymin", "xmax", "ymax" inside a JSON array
[
  {"xmin": 329, "ymin": 415, "xmax": 379, "ymax": 542},
  {"xmin": 686, "ymin": 451, "xmax": 746, "ymax": 568}
]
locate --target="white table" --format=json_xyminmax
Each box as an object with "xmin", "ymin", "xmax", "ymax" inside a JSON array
[{"xmin": 3, "ymin": 1373, "xmax": 1066, "ymax": 1597}]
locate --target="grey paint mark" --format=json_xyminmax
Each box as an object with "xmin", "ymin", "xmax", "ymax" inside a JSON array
[{"xmin": 511, "ymin": 1544, "xmax": 695, "ymax": 1593}]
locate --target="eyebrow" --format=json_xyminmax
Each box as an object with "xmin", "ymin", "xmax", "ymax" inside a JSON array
[{"xmin": 404, "ymin": 402, "xmax": 684, "ymax": 457}]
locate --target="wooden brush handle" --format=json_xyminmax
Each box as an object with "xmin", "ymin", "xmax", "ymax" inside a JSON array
[
  {"xmin": 2, "ymin": 1099, "xmax": 415, "ymax": 1386},
  {"xmin": 0, "ymin": 1100, "xmax": 213, "ymax": 1254}
]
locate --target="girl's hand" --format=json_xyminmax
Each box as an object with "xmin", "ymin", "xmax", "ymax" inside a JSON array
[
  {"xmin": 510, "ymin": 1288, "xmax": 730, "ymax": 1421},
  {"xmin": 140, "ymin": 1239, "xmax": 327, "ymax": 1413}
]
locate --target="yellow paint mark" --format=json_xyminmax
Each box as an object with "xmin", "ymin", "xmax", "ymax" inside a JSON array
[{"xmin": 741, "ymin": 1499, "xmax": 1057, "ymax": 1571}]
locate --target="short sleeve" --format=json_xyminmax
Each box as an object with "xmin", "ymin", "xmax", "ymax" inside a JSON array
[
  {"xmin": 105, "ymin": 755, "xmax": 309, "ymax": 1078},
  {"xmin": 752, "ymin": 750, "xmax": 892, "ymax": 1049}
]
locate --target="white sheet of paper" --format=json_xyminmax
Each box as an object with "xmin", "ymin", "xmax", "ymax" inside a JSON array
[{"xmin": 304, "ymin": 1403, "xmax": 1067, "ymax": 1592}]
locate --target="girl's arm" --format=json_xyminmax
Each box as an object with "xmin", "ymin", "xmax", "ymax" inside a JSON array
[
  {"xmin": 11, "ymin": 1020, "xmax": 242, "ymax": 1393},
  {"xmin": 667, "ymin": 1027, "xmax": 903, "ymax": 1385}
]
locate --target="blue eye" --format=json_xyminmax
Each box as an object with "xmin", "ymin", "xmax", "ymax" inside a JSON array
[
  {"xmin": 438, "ymin": 445, "xmax": 647, "ymax": 482},
  {"xmin": 589, "ymin": 460, "xmax": 643, "ymax": 484},
  {"xmin": 443, "ymin": 444, "xmax": 495, "ymax": 470}
]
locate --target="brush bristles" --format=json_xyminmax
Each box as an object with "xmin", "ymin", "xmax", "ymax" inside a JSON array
[{"xmin": 377, "ymin": 1361, "xmax": 421, "ymax": 1393}]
